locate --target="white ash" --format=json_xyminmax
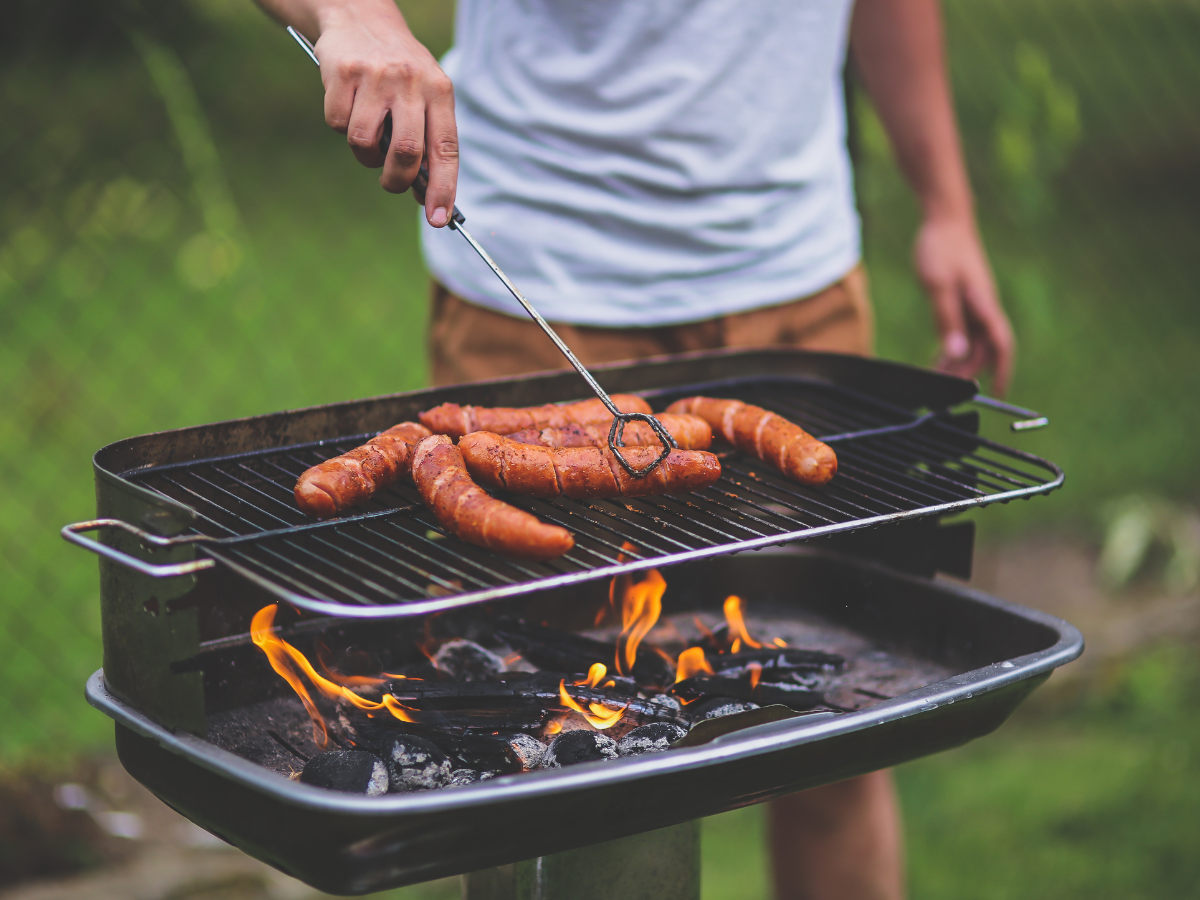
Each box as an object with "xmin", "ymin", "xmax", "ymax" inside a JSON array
[
  {"xmin": 448, "ymin": 768, "xmax": 481, "ymax": 786},
  {"xmin": 649, "ymin": 694, "xmax": 683, "ymax": 712},
  {"xmin": 698, "ymin": 699, "xmax": 760, "ymax": 719},
  {"xmin": 385, "ymin": 735, "xmax": 454, "ymax": 791},
  {"xmin": 542, "ymin": 730, "xmax": 618, "ymax": 768},
  {"xmin": 433, "ymin": 639, "xmax": 506, "ymax": 681},
  {"xmin": 617, "ymin": 723, "xmax": 688, "ymax": 757}
]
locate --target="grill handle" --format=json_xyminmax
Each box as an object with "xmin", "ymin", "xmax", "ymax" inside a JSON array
[
  {"xmin": 971, "ymin": 395, "xmax": 1049, "ymax": 431},
  {"xmin": 62, "ymin": 519, "xmax": 216, "ymax": 577}
]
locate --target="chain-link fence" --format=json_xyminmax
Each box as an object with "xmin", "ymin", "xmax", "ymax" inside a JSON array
[{"xmin": 1, "ymin": 0, "xmax": 1198, "ymax": 889}]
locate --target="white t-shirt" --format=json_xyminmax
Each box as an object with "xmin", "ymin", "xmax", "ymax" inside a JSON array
[{"xmin": 420, "ymin": 0, "xmax": 860, "ymax": 328}]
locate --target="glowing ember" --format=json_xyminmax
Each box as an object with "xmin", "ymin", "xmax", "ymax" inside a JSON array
[
  {"xmin": 773, "ymin": 637, "xmax": 788, "ymax": 648},
  {"xmin": 557, "ymin": 679, "xmax": 629, "ymax": 729},
  {"xmin": 674, "ymin": 646, "xmax": 714, "ymax": 683},
  {"xmin": 615, "ymin": 568, "xmax": 666, "ymax": 676},
  {"xmin": 723, "ymin": 595, "xmax": 762, "ymax": 649},
  {"xmin": 251, "ymin": 604, "xmax": 417, "ymax": 748}
]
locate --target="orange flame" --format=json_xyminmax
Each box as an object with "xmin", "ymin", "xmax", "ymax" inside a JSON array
[
  {"xmin": 615, "ymin": 569, "xmax": 666, "ymax": 676},
  {"xmin": 545, "ymin": 718, "xmax": 564, "ymax": 735},
  {"xmin": 723, "ymin": 595, "xmax": 762, "ymax": 649},
  {"xmin": 747, "ymin": 661, "xmax": 763, "ymax": 690},
  {"xmin": 251, "ymin": 605, "xmax": 417, "ymax": 748},
  {"xmin": 674, "ymin": 646, "xmax": 714, "ymax": 683},
  {"xmin": 574, "ymin": 662, "xmax": 609, "ymax": 689},
  {"xmin": 773, "ymin": 637, "xmax": 788, "ymax": 648},
  {"xmin": 315, "ymin": 641, "xmax": 388, "ymax": 688},
  {"xmin": 558, "ymin": 679, "xmax": 628, "ymax": 729},
  {"xmin": 599, "ymin": 542, "xmax": 639, "ymax": 626}
]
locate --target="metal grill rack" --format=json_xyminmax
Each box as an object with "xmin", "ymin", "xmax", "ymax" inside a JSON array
[{"xmin": 113, "ymin": 376, "xmax": 1061, "ymax": 617}]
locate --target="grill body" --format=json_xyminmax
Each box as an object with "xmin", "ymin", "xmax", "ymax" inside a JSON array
[{"xmin": 88, "ymin": 549, "xmax": 1081, "ymax": 894}]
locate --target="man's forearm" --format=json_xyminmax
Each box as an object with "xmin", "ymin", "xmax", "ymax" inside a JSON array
[
  {"xmin": 849, "ymin": 0, "xmax": 973, "ymax": 222},
  {"xmin": 252, "ymin": 0, "xmax": 405, "ymax": 43}
]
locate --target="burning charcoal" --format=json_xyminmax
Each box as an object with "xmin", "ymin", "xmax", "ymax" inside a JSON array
[
  {"xmin": 300, "ymin": 750, "xmax": 388, "ymax": 796},
  {"xmin": 506, "ymin": 733, "xmax": 547, "ymax": 770},
  {"xmin": 617, "ymin": 723, "xmax": 688, "ymax": 757},
  {"xmin": 542, "ymin": 730, "xmax": 619, "ymax": 767},
  {"xmin": 390, "ymin": 676, "xmax": 688, "ymax": 730},
  {"xmin": 452, "ymin": 731, "xmax": 547, "ymax": 774},
  {"xmin": 384, "ymin": 735, "xmax": 454, "ymax": 792},
  {"xmin": 688, "ymin": 697, "xmax": 760, "ymax": 720},
  {"xmin": 433, "ymin": 639, "xmax": 506, "ymax": 681},
  {"xmin": 496, "ymin": 620, "xmax": 672, "ymax": 689},
  {"xmin": 671, "ymin": 674, "xmax": 826, "ymax": 712},
  {"xmin": 709, "ymin": 648, "xmax": 845, "ymax": 677},
  {"xmin": 650, "ymin": 694, "xmax": 682, "ymax": 712},
  {"xmin": 448, "ymin": 768, "xmax": 481, "ymax": 786}
]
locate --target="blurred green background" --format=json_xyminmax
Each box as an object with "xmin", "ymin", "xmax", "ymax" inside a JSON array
[{"xmin": 1, "ymin": 0, "xmax": 1198, "ymax": 897}]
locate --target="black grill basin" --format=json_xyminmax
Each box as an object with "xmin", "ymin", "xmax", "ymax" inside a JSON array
[{"xmin": 87, "ymin": 548, "xmax": 1082, "ymax": 895}]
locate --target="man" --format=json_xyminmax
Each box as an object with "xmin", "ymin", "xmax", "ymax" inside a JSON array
[{"xmin": 255, "ymin": 1, "xmax": 1014, "ymax": 896}]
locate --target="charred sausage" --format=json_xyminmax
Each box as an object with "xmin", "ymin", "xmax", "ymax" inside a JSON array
[
  {"xmin": 295, "ymin": 422, "xmax": 432, "ymax": 518},
  {"xmin": 411, "ymin": 435, "xmax": 575, "ymax": 560},
  {"xmin": 419, "ymin": 395, "xmax": 651, "ymax": 438},
  {"xmin": 458, "ymin": 432, "xmax": 722, "ymax": 500},
  {"xmin": 505, "ymin": 413, "xmax": 712, "ymax": 451},
  {"xmin": 665, "ymin": 396, "xmax": 837, "ymax": 486}
]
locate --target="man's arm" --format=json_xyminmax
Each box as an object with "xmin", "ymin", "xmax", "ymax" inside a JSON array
[
  {"xmin": 255, "ymin": 0, "xmax": 458, "ymax": 227},
  {"xmin": 850, "ymin": 0, "xmax": 1014, "ymax": 394}
]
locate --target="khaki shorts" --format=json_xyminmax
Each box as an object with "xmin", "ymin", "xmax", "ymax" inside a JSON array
[{"xmin": 428, "ymin": 265, "xmax": 873, "ymax": 386}]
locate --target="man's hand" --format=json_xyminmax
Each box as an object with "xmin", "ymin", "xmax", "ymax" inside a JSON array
[
  {"xmin": 915, "ymin": 214, "xmax": 1013, "ymax": 394},
  {"xmin": 256, "ymin": 0, "xmax": 458, "ymax": 226}
]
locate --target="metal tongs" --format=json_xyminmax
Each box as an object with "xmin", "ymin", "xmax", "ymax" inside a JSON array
[{"xmin": 288, "ymin": 27, "xmax": 676, "ymax": 477}]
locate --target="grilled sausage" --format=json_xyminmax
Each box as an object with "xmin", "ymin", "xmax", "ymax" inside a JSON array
[
  {"xmin": 412, "ymin": 435, "xmax": 575, "ymax": 560},
  {"xmin": 295, "ymin": 422, "xmax": 432, "ymax": 518},
  {"xmin": 458, "ymin": 432, "xmax": 722, "ymax": 500},
  {"xmin": 419, "ymin": 395, "xmax": 651, "ymax": 439},
  {"xmin": 505, "ymin": 414, "xmax": 712, "ymax": 451},
  {"xmin": 665, "ymin": 396, "xmax": 837, "ymax": 486}
]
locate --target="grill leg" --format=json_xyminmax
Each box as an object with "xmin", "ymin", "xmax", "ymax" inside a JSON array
[{"xmin": 461, "ymin": 820, "xmax": 700, "ymax": 900}]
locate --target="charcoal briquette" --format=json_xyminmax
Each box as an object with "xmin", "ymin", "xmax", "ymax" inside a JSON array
[
  {"xmin": 690, "ymin": 697, "xmax": 760, "ymax": 720},
  {"xmin": 506, "ymin": 733, "xmax": 547, "ymax": 770},
  {"xmin": 617, "ymin": 723, "xmax": 689, "ymax": 757},
  {"xmin": 433, "ymin": 639, "xmax": 506, "ymax": 681},
  {"xmin": 542, "ymin": 730, "xmax": 618, "ymax": 768},
  {"xmin": 299, "ymin": 750, "xmax": 388, "ymax": 796},
  {"xmin": 448, "ymin": 768, "xmax": 481, "ymax": 786},
  {"xmin": 385, "ymin": 735, "xmax": 454, "ymax": 791},
  {"xmin": 650, "ymin": 694, "xmax": 682, "ymax": 712}
]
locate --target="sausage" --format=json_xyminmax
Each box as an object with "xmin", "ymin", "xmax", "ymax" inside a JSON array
[
  {"xmin": 411, "ymin": 435, "xmax": 575, "ymax": 560},
  {"xmin": 665, "ymin": 396, "xmax": 837, "ymax": 486},
  {"xmin": 295, "ymin": 422, "xmax": 432, "ymax": 518},
  {"xmin": 458, "ymin": 432, "xmax": 722, "ymax": 500},
  {"xmin": 419, "ymin": 394, "xmax": 652, "ymax": 438},
  {"xmin": 505, "ymin": 413, "xmax": 712, "ymax": 451}
]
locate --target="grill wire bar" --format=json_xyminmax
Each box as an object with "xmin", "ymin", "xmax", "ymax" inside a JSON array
[{"xmin": 102, "ymin": 377, "xmax": 1062, "ymax": 618}]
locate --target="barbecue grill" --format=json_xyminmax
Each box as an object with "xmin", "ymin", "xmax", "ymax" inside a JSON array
[{"xmin": 65, "ymin": 349, "xmax": 1081, "ymax": 897}]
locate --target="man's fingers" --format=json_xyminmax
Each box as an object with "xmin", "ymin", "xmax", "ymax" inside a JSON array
[
  {"xmin": 323, "ymin": 72, "xmax": 356, "ymax": 136},
  {"xmin": 380, "ymin": 102, "xmax": 425, "ymax": 193},
  {"xmin": 965, "ymin": 282, "xmax": 1015, "ymax": 396},
  {"xmin": 346, "ymin": 88, "xmax": 389, "ymax": 169},
  {"xmin": 422, "ymin": 76, "xmax": 459, "ymax": 226},
  {"xmin": 928, "ymin": 279, "xmax": 969, "ymax": 369}
]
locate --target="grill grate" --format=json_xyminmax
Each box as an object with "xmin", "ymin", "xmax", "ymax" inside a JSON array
[{"xmin": 121, "ymin": 377, "xmax": 1061, "ymax": 617}]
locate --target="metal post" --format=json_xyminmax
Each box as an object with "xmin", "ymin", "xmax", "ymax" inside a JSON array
[{"xmin": 461, "ymin": 820, "xmax": 701, "ymax": 900}]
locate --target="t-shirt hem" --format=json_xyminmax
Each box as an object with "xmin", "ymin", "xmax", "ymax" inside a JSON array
[{"xmin": 425, "ymin": 249, "xmax": 862, "ymax": 329}]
